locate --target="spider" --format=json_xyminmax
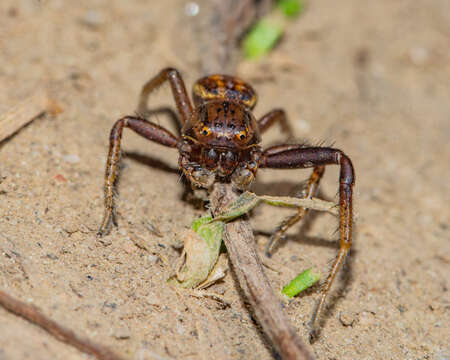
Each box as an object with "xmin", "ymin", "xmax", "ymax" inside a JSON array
[{"xmin": 97, "ymin": 68, "xmax": 355, "ymax": 336}]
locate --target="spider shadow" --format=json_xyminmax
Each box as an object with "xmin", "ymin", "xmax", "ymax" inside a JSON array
[
  {"xmin": 124, "ymin": 152, "xmax": 180, "ymax": 175},
  {"xmin": 124, "ymin": 151, "xmax": 207, "ymax": 209},
  {"xmin": 252, "ymin": 179, "xmax": 357, "ymax": 339},
  {"xmin": 123, "ymin": 154, "xmax": 357, "ymax": 340},
  {"xmin": 129, "ymin": 106, "xmax": 211, "ymax": 205},
  {"xmin": 252, "ymin": 179, "xmax": 337, "ymax": 251}
]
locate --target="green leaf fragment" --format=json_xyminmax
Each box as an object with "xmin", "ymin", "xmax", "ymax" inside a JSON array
[
  {"xmin": 259, "ymin": 194, "xmax": 338, "ymax": 215},
  {"xmin": 172, "ymin": 193, "xmax": 335, "ymax": 289},
  {"xmin": 243, "ymin": 20, "xmax": 284, "ymax": 59},
  {"xmin": 196, "ymin": 220, "xmax": 224, "ymax": 250},
  {"xmin": 277, "ymin": 0, "xmax": 305, "ymax": 18},
  {"xmin": 282, "ymin": 269, "xmax": 320, "ymax": 298},
  {"xmin": 191, "ymin": 215, "xmax": 213, "ymax": 232},
  {"xmin": 213, "ymin": 192, "xmax": 261, "ymax": 222},
  {"xmin": 213, "ymin": 191, "xmax": 338, "ymax": 222},
  {"xmin": 169, "ymin": 216, "xmax": 224, "ymax": 289}
]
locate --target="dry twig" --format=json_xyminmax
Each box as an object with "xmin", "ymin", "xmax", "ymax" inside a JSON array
[
  {"xmin": 0, "ymin": 88, "xmax": 62, "ymax": 143},
  {"xmin": 210, "ymin": 183, "xmax": 314, "ymax": 360},
  {"xmin": 196, "ymin": 0, "xmax": 273, "ymax": 74},
  {"xmin": 0, "ymin": 289, "xmax": 125, "ymax": 360}
]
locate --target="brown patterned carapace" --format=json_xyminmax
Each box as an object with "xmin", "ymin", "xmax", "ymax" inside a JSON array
[
  {"xmin": 193, "ymin": 74, "xmax": 257, "ymax": 108},
  {"xmin": 181, "ymin": 75, "xmax": 262, "ymax": 186},
  {"xmin": 97, "ymin": 68, "xmax": 355, "ymax": 340}
]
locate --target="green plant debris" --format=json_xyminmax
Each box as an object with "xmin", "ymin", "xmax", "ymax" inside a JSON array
[
  {"xmin": 243, "ymin": 20, "xmax": 283, "ymax": 59},
  {"xmin": 214, "ymin": 191, "xmax": 338, "ymax": 223},
  {"xmin": 282, "ymin": 269, "xmax": 320, "ymax": 298},
  {"xmin": 169, "ymin": 216, "xmax": 224, "ymax": 289},
  {"xmin": 259, "ymin": 194, "xmax": 338, "ymax": 214},
  {"xmin": 191, "ymin": 215, "xmax": 213, "ymax": 232},
  {"xmin": 242, "ymin": 0, "xmax": 306, "ymax": 59},
  {"xmin": 171, "ymin": 193, "xmax": 335, "ymax": 289},
  {"xmin": 213, "ymin": 191, "xmax": 261, "ymax": 222},
  {"xmin": 277, "ymin": 0, "xmax": 305, "ymax": 18}
]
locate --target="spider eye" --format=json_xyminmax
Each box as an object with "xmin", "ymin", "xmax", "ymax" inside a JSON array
[
  {"xmin": 237, "ymin": 131, "xmax": 247, "ymax": 140},
  {"xmin": 201, "ymin": 126, "xmax": 211, "ymax": 136}
]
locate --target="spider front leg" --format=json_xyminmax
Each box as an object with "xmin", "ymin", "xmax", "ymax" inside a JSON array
[
  {"xmin": 137, "ymin": 68, "xmax": 193, "ymax": 125},
  {"xmin": 258, "ymin": 109, "xmax": 293, "ymax": 136},
  {"xmin": 260, "ymin": 146, "xmax": 354, "ymax": 339},
  {"xmin": 265, "ymin": 165, "xmax": 325, "ymax": 257},
  {"xmin": 98, "ymin": 116, "xmax": 179, "ymax": 236}
]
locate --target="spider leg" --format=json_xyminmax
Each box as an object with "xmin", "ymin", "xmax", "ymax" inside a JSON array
[
  {"xmin": 265, "ymin": 165, "xmax": 325, "ymax": 257},
  {"xmin": 137, "ymin": 68, "xmax": 193, "ymax": 125},
  {"xmin": 257, "ymin": 109, "xmax": 293, "ymax": 135},
  {"xmin": 260, "ymin": 146, "xmax": 354, "ymax": 339},
  {"xmin": 98, "ymin": 116, "xmax": 179, "ymax": 236}
]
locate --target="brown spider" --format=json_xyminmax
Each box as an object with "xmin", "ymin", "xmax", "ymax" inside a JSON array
[{"xmin": 97, "ymin": 68, "xmax": 354, "ymax": 336}]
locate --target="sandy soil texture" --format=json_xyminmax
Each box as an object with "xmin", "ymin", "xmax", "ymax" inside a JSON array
[{"xmin": 0, "ymin": 1, "xmax": 449, "ymax": 359}]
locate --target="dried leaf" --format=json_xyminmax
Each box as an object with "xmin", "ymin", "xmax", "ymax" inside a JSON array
[{"xmin": 169, "ymin": 219, "xmax": 224, "ymax": 289}]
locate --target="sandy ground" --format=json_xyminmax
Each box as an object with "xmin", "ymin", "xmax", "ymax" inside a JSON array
[{"xmin": 0, "ymin": 1, "xmax": 449, "ymax": 359}]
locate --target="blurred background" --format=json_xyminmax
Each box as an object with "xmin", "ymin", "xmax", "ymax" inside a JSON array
[{"xmin": 0, "ymin": 1, "xmax": 448, "ymax": 359}]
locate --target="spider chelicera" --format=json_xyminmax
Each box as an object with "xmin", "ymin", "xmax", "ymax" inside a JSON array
[{"xmin": 97, "ymin": 68, "xmax": 355, "ymax": 335}]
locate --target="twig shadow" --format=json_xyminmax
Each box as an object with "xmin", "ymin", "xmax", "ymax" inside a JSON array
[
  {"xmin": 255, "ymin": 231, "xmax": 338, "ymax": 251},
  {"xmin": 124, "ymin": 151, "xmax": 206, "ymax": 209},
  {"xmin": 252, "ymin": 179, "xmax": 358, "ymax": 342},
  {"xmin": 252, "ymin": 179, "xmax": 336, "ymax": 253}
]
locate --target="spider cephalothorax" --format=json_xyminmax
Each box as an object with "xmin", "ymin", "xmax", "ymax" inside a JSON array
[
  {"xmin": 180, "ymin": 102, "xmax": 261, "ymax": 187},
  {"xmin": 97, "ymin": 68, "xmax": 355, "ymax": 337},
  {"xmin": 178, "ymin": 75, "xmax": 262, "ymax": 188}
]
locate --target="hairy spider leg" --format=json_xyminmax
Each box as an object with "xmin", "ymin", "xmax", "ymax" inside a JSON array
[
  {"xmin": 265, "ymin": 165, "xmax": 325, "ymax": 257},
  {"xmin": 257, "ymin": 109, "xmax": 293, "ymax": 135},
  {"xmin": 98, "ymin": 116, "xmax": 179, "ymax": 236},
  {"xmin": 260, "ymin": 143, "xmax": 325, "ymax": 256},
  {"xmin": 137, "ymin": 68, "xmax": 193, "ymax": 125},
  {"xmin": 260, "ymin": 146, "xmax": 354, "ymax": 339},
  {"xmin": 258, "ymin": 110, "xmax": 322, "ymax": 251}
]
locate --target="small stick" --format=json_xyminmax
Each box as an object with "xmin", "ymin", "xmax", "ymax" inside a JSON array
[
  {"xmin": 0, "ymin": 289, "xmax": 125, "ymax": 360},
  {"xmin": 0, "ymin": 88, "xmax": 62, "ymax": 142},
  {"xmin": 209, "ymin": 183, "xmax": 314, "ymax": 360}
]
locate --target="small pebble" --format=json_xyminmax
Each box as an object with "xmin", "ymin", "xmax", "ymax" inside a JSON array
[
  {"xmin": 185, "ymin": 2, "xmax": 199, "ymax": 16},
  {"xmin": 121, "ymin": 240, "xmax": 137, "ymax": 254},
  {"xmin": 79, "ymin": 10, "xmax": 105, "ymax": 29},
  {"xmin": 112, "ymin": 327, "xmax": 131, "ymax": 340},
  {"xmin": 97, "ymin": 237, "xmax": 112, "ymax": 246},
  {"xmin": 54, "ymin": 174, "xmax": 67, "ymax": 182},
  {"xmin": 339, "ymin": 311, "xmax": 356, "ymax": 327},
  {"xmin": 147, "ymin": 254, "xmax": 158, "ymax": 264},
  {"xmin": 63, "ymin": 154, "xmax": 80, "ymax": 164},
  {"xmin": 176, "ymin": 322, "xmax": 185, "ymax": 335},
  {"xmin": 409, "ymin": 46, "xmax": 429, "ymax": 66},
  {"xmin": 358, "ymin": 311, "xmax": 376, "ymax": 326}
]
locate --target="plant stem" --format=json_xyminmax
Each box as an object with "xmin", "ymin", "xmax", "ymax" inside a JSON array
[{"xmin": 209, "ymin": 183, "xmax": 314, "ymax": 360}]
